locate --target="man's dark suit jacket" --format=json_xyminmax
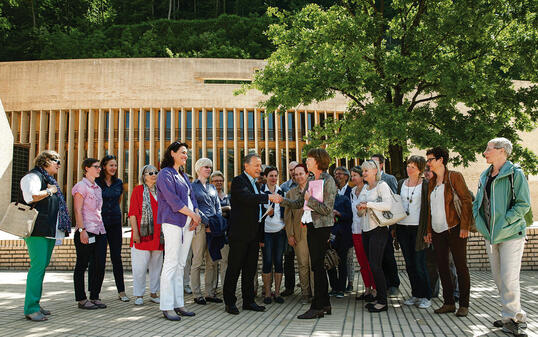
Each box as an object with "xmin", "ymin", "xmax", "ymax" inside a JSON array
[{"xmin": 228, "ymin": 172, "xmax": 269, "ymax": 243}]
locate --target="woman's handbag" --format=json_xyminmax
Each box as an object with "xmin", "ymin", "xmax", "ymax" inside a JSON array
[
  {"xmin": 324, "ymin": 245, "xmax": 340, "ymax": 270},
  {"xmin": 369, "ymin": 182, "xmax": 407, "ymax": 227},
  {"xmin": 0, "ymin": 201, "xmax": 38, "ymax": 238},
  {"xmin": 448, "ymin": 172, "xmax": 477, "ymax": 232}
]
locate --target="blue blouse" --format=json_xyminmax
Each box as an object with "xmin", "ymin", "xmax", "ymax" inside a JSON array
[
  {"xmin": 192, "ymin": 179, "xmax": 222, "ymax": 227},
  {"xmin": 96, "ymin": 177, "xmax": 123, "ymax": 225}
]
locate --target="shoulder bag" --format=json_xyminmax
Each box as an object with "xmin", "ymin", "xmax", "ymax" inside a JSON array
[
  {"xmin": 369, "ymin": 181, "xmax": 407, "ymax": 227},
  {"xmin": 448, "ymin": 172, "xmax": 477, "ymax": 232},
  {"xmin": 0, "ymin": 191, "xmax": 38, "ymax": 238}
]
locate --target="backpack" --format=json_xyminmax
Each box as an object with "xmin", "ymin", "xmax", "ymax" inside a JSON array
[{"xmin": 508, "ymin": 169, "xmax": 534, "ymax": 227}]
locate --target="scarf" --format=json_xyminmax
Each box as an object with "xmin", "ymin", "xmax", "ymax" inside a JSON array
[
  {"xmin": 35, "ymin": 166, "xmax": 72, "ymax": 235},
  {"xmin": 139, "ymin": 184, "xmax": 154, "ymax": 239}
]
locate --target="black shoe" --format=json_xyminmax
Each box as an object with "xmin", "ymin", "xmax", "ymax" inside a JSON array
[
  {"xmin": 345, "ymin": 284, "xmax": 353, "ymax": 293},
  {"xmin": 368, "ymin": 304, "xmax": 388, "ymax": 313},
  {"xmin": 90, "ymin": 300, "xmax": 107, "ymax": 309},
  {"xmin": 356, "ymin": 292, "xmax": 367, "ymax": 300},
  {"xmin": 162, "ymin": 310, "xmax": 181, "ymax": 321},
  {"xmin": 454, "ymin": 296, "xmax": 459, "ymax": 303},
  {"xmin": 242, "ymin": 303, "xmax": 266, "ymax": 312},
  {"xmin": 174, "ymin": 307, "xmax": 195, "ymax": 316},
  {"xmin": 297, "ymin": 309, "xmax": 324, "ymax": 319},
  {"xmin": 494, "ymin": 320, "xmax": 527, "ymax": 329},
  {"xmin": 205, "ymin": 296, "xmax": 223, "ymax": 303},
  {"xmin": 194, "ymin": 297, "xmax": 207, "ymax": 305},
  {"xmin": 365, "ymin": 294, "xmax": 376, "ymax": 302},
  {"xmin": 323, "ymin": 306, "xmax": 332, "ymax": 315},
  {"xmin": 503, "ymin": 320, "xmax": 527, "ymax": 337},
  {"xmin": 388, "ymin": 287, "xmax": 400, "ymax": 297},
  {"xmin": 39, "ymin": 307, "xmax": 51, "ymax": 316},
  {"xmin": 365, "ymin": 302, "xmax": 375, "ymax": 310},
  {"xmin": 328, "ymin": 290, "xmax": 337, "ymax": 297},
  {"xmin": 225, "ymin": 304, "xmax": 239, "ymax": 315},
  {"xmin": 263, "ymin": 297, "xmax": 272, "ymax": 304},
  {"xmin": 280, "ymin": 289, "xmax": 294, "ymax": 297},
  {"xmin": 273, "ymin": 296, "xmax": 284, "ymax": 304}
]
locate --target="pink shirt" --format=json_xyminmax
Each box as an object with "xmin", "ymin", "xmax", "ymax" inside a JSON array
[{"xmin": 72, "ymin": 178, "xmax": 106, "ymax": 234}]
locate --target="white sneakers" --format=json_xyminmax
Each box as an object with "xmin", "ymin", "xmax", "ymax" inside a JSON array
[
  {"xmin": 404, "ymin": 297, "xmax": 419, "ymax": 306},
  {"xmin": 134, "ymin": 297, "xmax": 144, "ymax": 305},
  {"xmin": 403, "ymin": 297, "xmax": 431, "ymax": 309},
  {"xmin": 150, "ymin": 297, "xmax": 160, "ymax": 304}
]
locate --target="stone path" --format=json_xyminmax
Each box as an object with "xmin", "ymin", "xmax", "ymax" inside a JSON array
[{"xmin": 0, "ymin": 271, "xmax": 536, "ymax": 336}]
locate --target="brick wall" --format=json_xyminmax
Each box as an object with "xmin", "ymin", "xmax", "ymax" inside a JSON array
[{"xmin": 1, "ymin": 228, "xmax": 537, "ymax": 271}]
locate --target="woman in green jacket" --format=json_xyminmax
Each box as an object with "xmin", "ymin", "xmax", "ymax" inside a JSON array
[{"xmin": 473, "ymin": 137, "xmax": 531, "ymax": 337}]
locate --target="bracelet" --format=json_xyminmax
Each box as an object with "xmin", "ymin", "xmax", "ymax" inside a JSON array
[{"xmin": 46, "ymin": 188, "xmax": 52, "ymax": 197}]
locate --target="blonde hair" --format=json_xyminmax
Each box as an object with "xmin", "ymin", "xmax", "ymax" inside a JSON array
[
  {"xmin": 34, "ymin": 150, "xmax": 60, "ymax": 168},
  {"xmin": 195, "ymin": 158, "xmax": 213, "ymax": 174},
  {"xmin": 361, "ymin": 160, "xmax": 381, "ymax": 181}
]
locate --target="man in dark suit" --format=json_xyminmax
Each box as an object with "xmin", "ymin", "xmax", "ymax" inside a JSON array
[
  {"xmin": 223, "ymin": 153, "xmax": 281, "ymax": 314},
  {"xmin": 371, "ymin": 154, "xmax": 401, "ymax": 296}
]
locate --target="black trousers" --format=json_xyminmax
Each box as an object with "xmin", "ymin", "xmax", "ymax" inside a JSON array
[
  {"xmin": 103, "ymin": 222, "xmax": 125, "ymax": 293},
  {"xmin": 382, "ymin": 230, "xmax": 400, "ymax": 288},
  {"xmin": 223, "ymin": 239, "xmax": 260, "ymax": 306},
  {"xmin": 307, "ymin": 224, "xmax": 331, "ymax": 310},
  {"xmin": 74, "ymin": 231, "xmax": 107, "ymax": 301},
  {"xmin": 283, "ymin": 244, "xmax": 296, "ymax": 291},
  {"xmin": 327, "ymin": 242, "xmax": 348, "ymax": 293},
  {"xmin": 363, "ymin": 226, "xmax": 389, "ymax": 305}
]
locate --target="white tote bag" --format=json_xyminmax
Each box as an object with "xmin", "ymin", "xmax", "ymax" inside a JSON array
[
  {"xmin": 369, "ymin": 182, "xmax": 407, "ymax": 227},
  {"xmin": 0, "ymin": 202, "xmax": 38, "ymax": 238}
]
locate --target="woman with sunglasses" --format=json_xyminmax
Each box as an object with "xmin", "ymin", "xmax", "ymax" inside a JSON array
[
  {"xmin": 72, "ymin": 158, "xmax": 108, "ymax": 310},
  {"xmin": 128, "ymin": 165, "xmax": 163, "ymax": 305},
  {"xmin": 19, "ymin": 150, "xmax": 71, "ymax": 321},
  {"xmin": 96, "ymin": 155, "xmax": 127, "ymax": 302}
]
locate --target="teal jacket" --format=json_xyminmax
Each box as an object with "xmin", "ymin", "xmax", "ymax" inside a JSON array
[{"xmin": 473, "ymin": 161, "xmax": 531, "ymax": 244}]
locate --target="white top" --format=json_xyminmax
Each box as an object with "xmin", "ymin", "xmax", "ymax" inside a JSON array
[
  {"xmin": 337, "ymin": 183, "xmax": 349, "ymax": 196},
  {"xmin": 358, "ymin": 181, "xmax": 393, "ymax": 232},
  {"xmin": 399, "ymin": 181, "xmax": 422, "ymax": 226},
  {"xmin": 20, "ymin": 172, "xmax": 65, "ymax": 242},
  {"xmin": 177, "ymin": 172, "xmax": 193, "ymax": 228},
  {"xmin": 350, "ymin": 186, "xmax": 364, "ymax": 234},
  {"xmin": 263, "ymin": 185, "xmax": 285, "ymax": 233},
  {"xmin": 430, "ymin": 184, "xmax": 449, "ymax": 233}
]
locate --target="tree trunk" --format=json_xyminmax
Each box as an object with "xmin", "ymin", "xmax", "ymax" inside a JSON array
[
  {"xmin": 387, "ymin": 142, "xmax": 405, "ymax": 180},
  {"xmin": 30, "ymin": 0, "xmax": 36, "ymax": 28},
  {"xmin": 168, "ymin": 0, "xmax": 172, "ymax": 19}
]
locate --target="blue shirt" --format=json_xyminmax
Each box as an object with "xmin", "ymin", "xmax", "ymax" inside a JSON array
[
  {"xmin": 244, "ymin": 171, "xmax": 262, "ymax": 220},
  {"xmin": 96, "ymin": 177, "xmax": 123, "ymax": 225},
  {"xmin": 280, "ymin": 179, "xmax": 298, "ymax": 193},
  {"xmin": 192, "ymin": 179, "xmax": 222, "ymax": 227}
]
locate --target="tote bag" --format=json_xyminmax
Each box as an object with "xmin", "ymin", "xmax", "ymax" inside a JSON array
[
  {"xmin": 0, "ymin": 202, "xmax": 38, "ymax": 238},
  {"xmin": 369, "ymin": 181, "xmax": 407, "ymax": 227}
]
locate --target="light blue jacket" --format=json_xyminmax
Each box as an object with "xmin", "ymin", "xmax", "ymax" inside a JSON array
[{"xmin": 473, "ymin": 161, "xmax": 531, "ymax": 244}]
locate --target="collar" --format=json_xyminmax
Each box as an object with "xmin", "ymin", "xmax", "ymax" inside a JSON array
[
  {"xmin": 83, "ymin": 177, "xmax": 99, "ymax": 188},
  {"xmin": 244, "ymin": 171, "xmax": 257, "ymax": 185},
  {"xmin": 338, "ymin": 183, "xmax": 349, "ymax": 194},
  {"xmin": 263, "ymin": 184, "xmax": 281, "ymax": 193}
]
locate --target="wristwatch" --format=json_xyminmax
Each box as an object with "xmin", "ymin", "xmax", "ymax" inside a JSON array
[
  {"xmin": 46, "ymin": 188, "xmax": 52, "ymax": 197},
  {"xmin": 78, "ymin": 228, "xmax": 85, "ymax": 233}
]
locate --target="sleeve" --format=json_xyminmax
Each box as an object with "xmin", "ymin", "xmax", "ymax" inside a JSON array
[
  {"xmin": 338, "ymin": 196, "xmax": 352, "ymax": 222},
  {"xmin": 156, "ymin": 170, "xmax": 187, "ymax": 212},
  {"xmin": 20, "ymin": 173, "xmax": 42, "ymax": 204},
  {"xmin": 186, "ymin": 177, "xmax": 199, "ymax": 210},
  {"xmin": 71, "ymin": 182, "xmax": 86, "ymax": 198},
  {"xmin": 128, "ymin": 186, "xmax": 142, "ymax": 221},
  {"xmin": 284, "ymin": 190, "xmax": 295, "ymax": 238},
  {"xmin": 505, "ymin": 169, "xmax": 531, "ymax": 226},
  {"xmin": 213, "ymin": 186, "xmax": 222, "ymax": 216},
  {"xmin": 306, "ymin": 176, "xmax": 337, "ymax": 216},
  {"xmin": 452, "ymin": 172, "xmax": 473, "ymax": 231},
  {"xmin": 472, "ymin": 178, "xmax": 484, "ymax": 221},
  {"xmin": 367, "ymin": 182, "xmax": 392, "ymax": 211},
  {"xmin": 230, "ymin": 177, "xmax": 269, "ymax": 206}
]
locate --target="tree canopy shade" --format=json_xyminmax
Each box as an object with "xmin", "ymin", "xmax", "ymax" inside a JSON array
[{"xmin": 249, "ymin": 0, "xmax": 538, "ymax": 177}]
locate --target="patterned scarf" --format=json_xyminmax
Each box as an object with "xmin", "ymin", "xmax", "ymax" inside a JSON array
[
  {"xmin": 139, "ymin": 184, "xmax": 154, "ymax": 239},
  {"xmin": 35, "ymin": 166, "xmax": 72, "ymax": 235}
]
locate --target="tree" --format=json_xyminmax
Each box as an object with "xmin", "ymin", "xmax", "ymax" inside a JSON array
[{"xmin": 249, "ymin": 0, "xmax": 538, "ymax": 177}]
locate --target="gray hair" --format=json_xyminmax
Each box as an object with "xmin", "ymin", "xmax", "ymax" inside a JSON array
[
  {"xmin": 195, "ymin": 157, "xmax": 213, "ymax": 174},
  {"xmin": 489, "ymin": 137, "xmax": 512, "ymax": 157},
  {"xmin": 211, "ymin": 170, "xmax": 224, "ymax": 180},
  {"xmin": 34, "ymin": 150, "xmax": 60, "ymax": 168},
  {"xmin": 334, "ymin": 166, "xmax": 350, "ymax": 178},
  {"xmin": 140, "ymin": 165, "xmax": 158, "ymax": 184},
  {"xmin": 244, "ymin": 153, "xmax": 261, "ymax": 165},
  {"xmin": 361, "ymin": 160, "xmax": 382, "ymax": 181}
]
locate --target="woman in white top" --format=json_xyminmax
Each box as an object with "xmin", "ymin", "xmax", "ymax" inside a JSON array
[
  {"xmin": 357, "ymin": 160, "xmax": 393, "ymax": 312},
  {"xmin": 261, "ymin": 166, "xmax": 287, "ymax": 305},
  {"xmin": 396, "ymin": 156, "xmax": 432, "ymax": 309},
  {"xmin": 349, "ymin": 166, "xmax": 376, "ymax": 302}
]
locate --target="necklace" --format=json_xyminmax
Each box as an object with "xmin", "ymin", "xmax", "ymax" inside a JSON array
[{"xmin": 406, "ymin": 178, "xmax": 420, "ymax": 204}]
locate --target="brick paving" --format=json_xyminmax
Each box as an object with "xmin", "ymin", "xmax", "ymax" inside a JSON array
[{"xmin": 0, "ymin": 270, "xmax": 537, "ymax": 337}]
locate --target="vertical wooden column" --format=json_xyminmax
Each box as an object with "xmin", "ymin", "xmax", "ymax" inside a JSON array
[
  {"xmin": 66, "ymin": 110, "xmax": 76, "ymax": 211},
  {"xmin": 285, "ymin": 111, "xmax": 290, "ymax": 180},
  {"xmin": 108, "ymin": 108, "xmax": 115, "ymax": 155},
  {"xmin": 254, "ymin": 109, "xmax": 259, "ymax": 154},
  {"xmin": 295, "ymin": 109, "xmax": 300, "ymax": 163},
  {"xmin": 181, "ymin": 107, "xmax": 186, "ymax": 143},
  {"xmin": 212, "ymin": 107, "xmax": 217, "ymax": 167},
  {"xmin": 128, "ymin": 108, "xmax": 135, "ymax": 201},
  {"xmin": 28, "ymin": 111, "xmax": 37, "ymax": 166},
  {"xmin": 149, "ymin": 108, "xmax": 156, "ymax": 166},
  {"xmin": 233, "ymin": 108, "xmax": 239, "ymax": 176},
  {"xmin": 191, "ymin": 108, "xmax": 196, "ymax": 176},
  {"xmin": 48, "ymin": 110, "xmax": 56, "ymax": 151},
  {"xmin": 201, "ymin": 107, "xmax": 207, "ymax": 158},
  {"xmin": 275, "ymin": 112, "xmax": 280, "ymax": 174},
  {"xmin": 118, "ymin": 108, "xmax": 125, "ymax": 183},
  {"xmin": 264, "ymin": 112, "xmax": 269, "ymax": 164},
  {"xmin": 77, "ymin": 110, "xmax": 86, "ymax": 181},
  {"xmin": 304, "ymin": 111, "xmax": 309, "ymax": 145},
  {"xmin": 38, "ymin": 110, "xmax": 47, "ymax": 153},
  {"xmin": 138, "ymin": 108, "xmax": 145, "ymax": 172},
  {"xmin": 243, "ymin": 108, "xmax": 248, "ymax": 154},
  {"xmin": 20, "ymin": 111, "xmax": 29, "ymax": 143},
  {"xmin": 223, "ymin": 108, "xmax": 228, "ymax": 193},
  {"xmin": 10, "ymin": 111, "xmax": 19, "ymax": 140},
  {"xmin": 170, "ymin": 107, "xmax": 176, "ymax": 142},
  {"xmin": 57, "ymin": 110, "xmax": 67, "ymax": 185},
  {"xmin": 97, "ymin": 108, "xmax": 105, "ymax": 160},
  {"xmin": 159, "ymin": 107, "xmax": 165, "ymax": 162},
  {"xmin": 87, "ymin": 109, "xmax": 95, "ymax": 158}
]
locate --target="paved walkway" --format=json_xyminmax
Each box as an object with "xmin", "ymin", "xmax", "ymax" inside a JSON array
[{"xmin": 0, "ymin": 271, "xmax": 536, "ymax": 337}]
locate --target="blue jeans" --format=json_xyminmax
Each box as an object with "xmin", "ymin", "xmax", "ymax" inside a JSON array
[
  {"xmin": 396, "ymin": 225, "xmax": 432, "ymax": 299},
  {"xmin": 262, "ymin": 229, "xmax": 287, "ymax": 273}
]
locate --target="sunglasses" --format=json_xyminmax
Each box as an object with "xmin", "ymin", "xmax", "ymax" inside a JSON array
[
  {"xmin": 52, "ymin": 159, "xmax": 61, "ymax": 165},
  {"xmin": 145, "ymin": 171, "xmax": 158, "ymax": 176}
]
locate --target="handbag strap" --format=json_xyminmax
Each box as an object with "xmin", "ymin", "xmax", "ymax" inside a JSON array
[{"xmin": 448, "ymin": 171, "xmax": 459, "ymax": 202}]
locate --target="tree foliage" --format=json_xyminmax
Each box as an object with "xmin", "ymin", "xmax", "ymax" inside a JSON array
[{"xmin": 250, "ymin": 0, "xmax": 538, "ymax": 176}]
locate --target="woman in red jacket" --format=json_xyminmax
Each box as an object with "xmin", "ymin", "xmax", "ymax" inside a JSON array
[{"xmin": 129, "ymin": 165, "xmax": 164, "ymax": 306}]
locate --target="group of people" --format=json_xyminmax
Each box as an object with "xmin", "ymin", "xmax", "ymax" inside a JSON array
[{"xmin": 19, "ymin": 137, "xmax": 531, "ymax": 337}]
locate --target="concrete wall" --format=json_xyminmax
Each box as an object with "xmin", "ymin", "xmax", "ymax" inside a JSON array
[{"xmin": 0, "ymin": 99, "xmax": 14, "ymax": 214}]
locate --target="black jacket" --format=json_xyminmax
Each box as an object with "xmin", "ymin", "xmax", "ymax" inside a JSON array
[{"xmin": 228, "ymin": 172, "xmax": 269, "ymax": 243}]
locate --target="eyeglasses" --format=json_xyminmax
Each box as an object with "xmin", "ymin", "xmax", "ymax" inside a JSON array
[
  {"xmin": 203, "ymin": 166, "xmax": 212, "ymax": 169},
  {"xmin": 426, "ymin": 158, "xmax": 436, "ymax": 163},
  {"xmin": 212, "ymin": 179, "xmax": 224, "ymax": 183},
  {"xmin": 91, "ymin": 165, "xmax": 101, "ymax": 169},
  {"xmin": 145, "ymin": 171, "xmax": 158, "ymax": 176}
]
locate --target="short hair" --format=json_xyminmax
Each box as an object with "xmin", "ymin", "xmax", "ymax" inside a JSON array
[
  {"xmin": 426, "ymin": 147, "xmax": 449, "ymax": 166},
  {"xmin": 195, "ymin": 157, "xmax": 213, "ymax": 174},
  {"xmin": 350, "ymin": 166, "xmax": 362, "ymax": 176},
  {"xmin": 407, "ymin": 155, "xmax": 426, "ymax": 173},
  {"xmin": 307, "ymin": 148, "xmax": 331, "ymax": 171},
  {"xmin": 264, "ymin": 166, "xmax": 278, "ymax": 177},
  {"xmin": 361, "ymin": 160, "xmax": 382, "ymax": 181},
  {"xmin": 244, "ymin": 153, "xmax": 261, "ymax": 166},
  {"xmin": 210, "ymin": 170, "xmax": 224, "ymax": 181},
  {"xmin": 334, "ymin": 166, "xmax": 350, "ymax": 178},
  {"xmin": 294, "ymin": 163, "xmax": 308, "ymax": 174},
  {"xmin": 488, "ymin": 137, "xmax": 513, "ymax": 157},
  {"xmin": 34, "ymin": 150, "xmax": 60, "ymax": 168},
  {"xmin": 371, "ymin": 154, "xmax": 385, "ymax": 163},
  {"xmin": 81, "ymin": 158, "xmax": 99, "ymax": 174},
  {"xmin": 99, "ymin": 154, "xmax": 118, "ymax": 181},
  {"xmin": 140, "ymin": 164, "xmax": 158, "ymax": 184},
  {"xmin": 288, "ymin": 161, "xmax": 299, "ymax": 170}
]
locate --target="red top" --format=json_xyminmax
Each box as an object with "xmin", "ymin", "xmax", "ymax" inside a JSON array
[{"xmin": 128, "ymin": 185, "xmax": 164, "ymax": 251}]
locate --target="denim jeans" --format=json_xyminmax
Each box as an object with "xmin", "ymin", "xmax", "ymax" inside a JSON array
[
  {"xmin": 396, "ymin": 225, "xmax": 431, "ymax": 299},
  {"xmin": 262, "ymin": 229, "xmax": 287, "ymax": 273}
]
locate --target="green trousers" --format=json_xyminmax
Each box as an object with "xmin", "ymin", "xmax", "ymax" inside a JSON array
[{"xmin": 24, "ymin": 236, "xmax": 55, "ymax": 315}]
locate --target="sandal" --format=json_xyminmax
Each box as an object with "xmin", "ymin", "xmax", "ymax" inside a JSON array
[
  {"xmin": 91, "ymin": 299, "xmax": 107, "ymax": 309},
  {"xmin": 78, "ymin": 300, "xmax": 98, "ymax": 310},
  {"xmin": 25, "ymin": 311, "xmax": 48, "ymax": 321}
]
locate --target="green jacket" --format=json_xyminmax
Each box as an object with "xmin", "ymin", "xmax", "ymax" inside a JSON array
[{"xmin": 473, "ymin": 161, "xmax": 531, "ymax": 244}]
